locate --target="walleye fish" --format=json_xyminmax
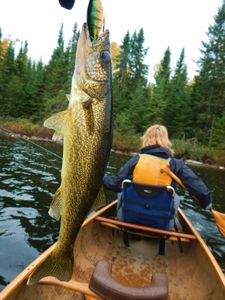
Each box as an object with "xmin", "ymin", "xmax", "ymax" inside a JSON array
[
  {"xmin": 87, "ymin": 0, "xmax": 104, "ymax": 41},
  {"xmin": 27, "ymin": 23, "xmax": 112, "ymax": 284}
]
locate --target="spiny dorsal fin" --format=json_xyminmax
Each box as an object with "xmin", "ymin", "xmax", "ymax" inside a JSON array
[{"xmin": 44, "ymin": 110, "xmax": 70, "ymax": 134}]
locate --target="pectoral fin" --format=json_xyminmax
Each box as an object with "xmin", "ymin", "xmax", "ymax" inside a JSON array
[
  {"xmin": 49, "ymin": 188, "xmax": 61, "ymax": 221},
  {"xmin": 52, "ymin": 131, "xmax": 64, "ymax": 142},
  {"xmin": 44, "ymin": 110, "xmax": 70, "ymax": 134}
]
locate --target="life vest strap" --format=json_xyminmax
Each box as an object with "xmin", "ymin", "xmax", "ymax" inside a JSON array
[{"xmin": 160, "ymin": 167, "xmax": 186, "ymax": 189}]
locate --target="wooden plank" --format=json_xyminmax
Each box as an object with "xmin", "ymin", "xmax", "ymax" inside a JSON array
[
  {"xmin": 39, "ymin": 277, "xmax": 101, "ymax": 299},
  {"xmin": 99, "ymin": 221, "xmax": 192, "ymax": 243},
  {"xmin": 95, "ymin": 216, "xmax": 197, "ymax": 240}
]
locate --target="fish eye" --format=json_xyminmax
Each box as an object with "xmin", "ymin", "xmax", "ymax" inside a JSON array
[{"xmin": 100, "ymin": 51, "xmax": 111, "ymax": 64}]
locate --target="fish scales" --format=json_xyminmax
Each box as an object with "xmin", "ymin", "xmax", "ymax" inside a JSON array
[{"xmin": 27, "ymin": 23, "xmax": 112, "ymax": 284}]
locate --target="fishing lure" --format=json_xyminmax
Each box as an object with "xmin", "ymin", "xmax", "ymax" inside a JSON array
[{"xmin": 87, "ymin": 0, "xmax": 104, "ymax": 41}]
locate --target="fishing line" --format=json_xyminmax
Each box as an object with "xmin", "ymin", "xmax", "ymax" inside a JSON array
[{"xmin": 0, "ymin": 126, "xmax": 62, "ymax": 160}]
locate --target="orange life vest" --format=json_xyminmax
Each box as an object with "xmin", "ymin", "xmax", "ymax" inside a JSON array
[{"xmin": 133, "ymin": 154, "xmax": 172, "ymax": 186}]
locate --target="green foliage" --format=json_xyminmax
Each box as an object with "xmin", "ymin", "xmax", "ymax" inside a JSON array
[
  {"xmin": 149, "ymin": 47, "xmax": 171, "ymax": 124},
  {"xmin": 191, "ymin": 4, "xmax": 225, "ymax": 144},
  {"xmin": 165, "ymin": 49, "xmax": 192, "ymax": 138},
  {"xmin": 44, "ymin": 90, "xmax": 68, "ymax": 119},
  {"xmin": 171, "ymin": 139, "xmax": 193, "ymax": 158},
  {"xmin": 113, "ymin": 29, "xmax": 149, "ymax": 135},
  {"xmin": 0, "ymin": 23, "xmax": 79, "ymax": 122},
  {"xmin": 0, "ymin": 4, "xmax": 225, "ymax": 161},
  {"xmin": 211, "ymin": 111, "xmax": 225, "ymax": 149}
]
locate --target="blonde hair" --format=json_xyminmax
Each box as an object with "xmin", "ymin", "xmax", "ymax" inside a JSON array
[{"xmin": 141, "ymin": 124, "xmax": 173, "ymax": 152}]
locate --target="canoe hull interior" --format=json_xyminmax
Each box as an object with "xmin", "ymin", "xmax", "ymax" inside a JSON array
[{"xmin": 5, "ymin": 219, "xmax": 225, "ymax": 300}]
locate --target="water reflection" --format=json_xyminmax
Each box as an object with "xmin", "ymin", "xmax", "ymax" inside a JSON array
[
  {"xmin": 0, "ymin": 137, "xmax": 61, "ymax": 289},
  {"xmin": 0, "ymin": 136, "xmax": 224, "ymax": 291}
]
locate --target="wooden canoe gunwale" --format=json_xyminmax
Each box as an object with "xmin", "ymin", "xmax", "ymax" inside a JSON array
[
  {"xmin": 1, "ymin": 199, "xmax": 225, "ymax": 299},
  {"xmin": 0, "ymin": 200, "xmax": 118, "ymax": 300},
  {"xmin": 178, "ymin": 207, "xmax": 225, "ymax": 288}
]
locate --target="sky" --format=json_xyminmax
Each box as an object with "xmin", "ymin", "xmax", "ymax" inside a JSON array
[{"xmin": 0, "ymin": 0, "xmax": 223, "ymax": 82}]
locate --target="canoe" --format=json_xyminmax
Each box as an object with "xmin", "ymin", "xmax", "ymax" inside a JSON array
[{"xmin": 1, "ymin": 199, "xmax": 225, "ymax": 300}]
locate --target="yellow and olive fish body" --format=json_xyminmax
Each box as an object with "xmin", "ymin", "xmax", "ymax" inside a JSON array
[
  {"xmin": 27, "ymin": 23, "xmax": 112, "ymax": 284},
  {"xmin": 87, "ymin": 0, "xmax": 104, "ymax": 41}
]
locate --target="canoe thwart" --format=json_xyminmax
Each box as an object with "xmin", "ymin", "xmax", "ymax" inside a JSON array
[
  {"xmin": 95, "ymin": 216, "xmax": 197, "ymax": 240},
  {"xmin": 99, "ymin": 221, "xmax": 193, "ymax": 243},
  {"xmin": 89, "ymin": 260, "xmax": 168, "ymax": 300}
]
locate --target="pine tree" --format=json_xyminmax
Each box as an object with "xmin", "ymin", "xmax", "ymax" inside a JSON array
[
  {"xmin": 0, "ymin": 41, "xmax": 16, "ymax": 116},
  {"xmin": 149, "ymin": 47, "xmax": 171, "ymax": 124},
  {"xmin": 44, "ymin": 24, "xmax": 69, "ymax": 117},
  {"xmin": 130, "ymin": 29, "xmax": 148, "ymax": 87},
  {"xmin": 165, "ymin": 49, "xmax": 192, "ymax": 138},
  {"xmin": 31, "ymin": 60, "xmax": 46, "ymax": 120},
  {"xmin": 112, "ymin": 31, "xmax": 132, "ymax": 119},
  {"xmin": 12, "ymin": 41, "xmax": 30, "ymax": 117},
  {"xmin": 64, "ymin": 23, "xmax": 79, "ymax": 92},
  {"xmin": 211, "ymin": 111, "xmax": 225, "ymax": 149},
  {"xmin": 192, "ymin": 4, "xmax": 225, "ymax": 144},
  {"xmin": 127, "ymin": 29, "xmax": 149, "ymax": 133},
  {"xmin": 113, "ymin": 29, "xmax": 149, "ymax": 134}
]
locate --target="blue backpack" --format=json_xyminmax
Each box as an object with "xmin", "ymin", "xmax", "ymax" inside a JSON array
[{"xmin": 119, "ymin": 180, "xmax": 175, "ymax": 230}]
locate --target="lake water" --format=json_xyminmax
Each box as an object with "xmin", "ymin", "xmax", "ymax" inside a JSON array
[{"xmin": 0, "ymin": 135, "xmax": 225, "ymax": 291}]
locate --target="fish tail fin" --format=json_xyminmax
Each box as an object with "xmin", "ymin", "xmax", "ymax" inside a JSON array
[{"xmin": 27, "ymin": 250, "xmax": 73, "ymax": 285}]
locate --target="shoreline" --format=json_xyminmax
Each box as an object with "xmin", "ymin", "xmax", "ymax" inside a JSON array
[
  {"xmin": 1, "ymin": 128, "xmax": 225, "ymax": 171},
  {"xmin": 111, "ymin": 149, "xmax": 225, "ymax": 170}
]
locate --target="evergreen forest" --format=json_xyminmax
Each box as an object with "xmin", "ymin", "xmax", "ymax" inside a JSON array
[{"xmin": 0, "ymin": 4, "xmax": 225, "ymax": 156}]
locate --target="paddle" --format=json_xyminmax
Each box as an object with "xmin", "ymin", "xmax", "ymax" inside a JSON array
[
  {"xmin": 212, "ymin": 209, "xmax": 225, "ymax": 238},
  {"xmin": 161, "ymin": 167, "xmax": 225, "ymax": 238}
]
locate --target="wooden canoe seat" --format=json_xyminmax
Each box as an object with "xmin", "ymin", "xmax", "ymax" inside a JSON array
[
  {"xmin": 95, "ymin": 216, "xmax": 196, "ymax": 255},
  {"xmin": 95, "ymin": 216, "xmax": 196, "ymax": 241},
  {"xmin": 89, "ymin": 260, "xmax": 168, "ymax": 300}
]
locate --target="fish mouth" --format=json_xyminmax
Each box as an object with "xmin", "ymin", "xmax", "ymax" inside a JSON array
[{"xmin": 84, "ymin": 22, "xmax": 110, "ymax": 48}]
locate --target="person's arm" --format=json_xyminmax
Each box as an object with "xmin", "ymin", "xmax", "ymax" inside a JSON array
[
  {"xmin": 170, "ymin": 159, "xmax": 212, "ymax": 209},
  {"xmin": 103, "ymin": 155, "xmax": 139, "ymax": 193}
]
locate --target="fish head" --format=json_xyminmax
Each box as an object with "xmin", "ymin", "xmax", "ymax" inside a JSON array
[
  {"xmin": 74, "ymin": 23, "xmax": 111, "ymax": 102},
  {"xmin": 86, "ymin": 29, "xmax": 111, "ymax": 82}
]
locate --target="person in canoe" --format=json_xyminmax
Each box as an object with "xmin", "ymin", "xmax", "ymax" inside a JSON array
[{"xmin": 103, "ymin": 124, "xmax": 212, "ymax": 230}]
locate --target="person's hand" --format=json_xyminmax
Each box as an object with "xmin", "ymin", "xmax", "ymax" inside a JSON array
[{"xmin": 205, "ymin": 203, "xmax": 212, "ymax": 211}]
